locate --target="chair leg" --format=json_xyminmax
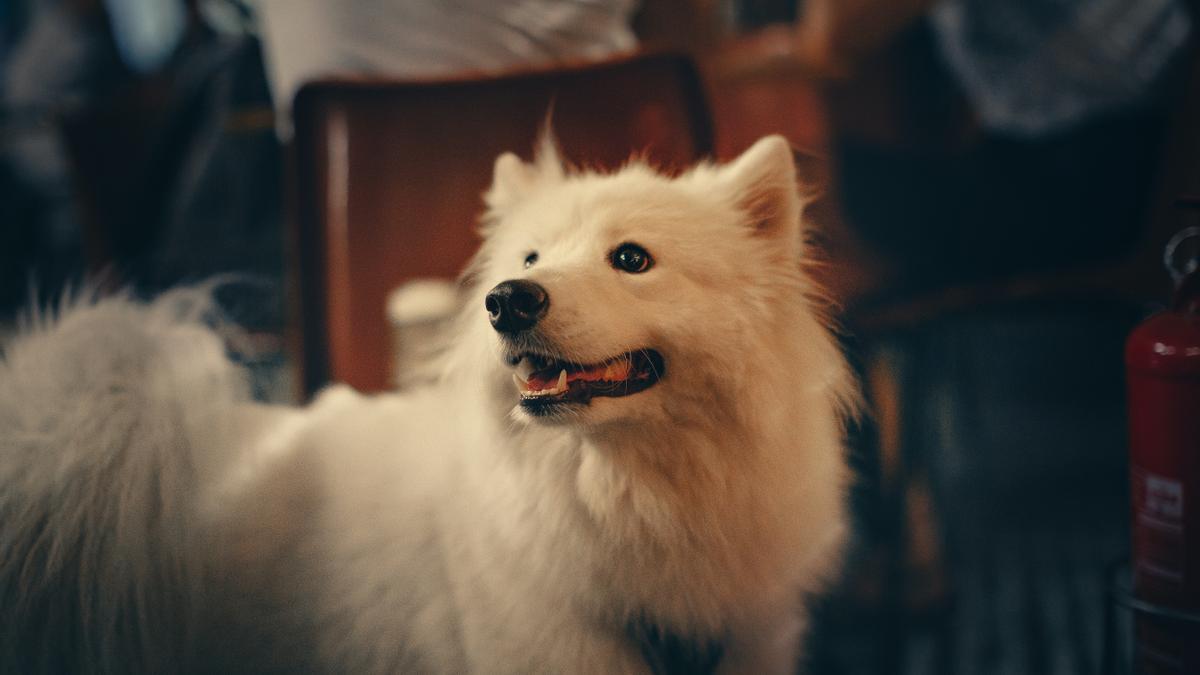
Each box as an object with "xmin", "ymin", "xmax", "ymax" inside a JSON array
[
  {"xmin": 865, "ymin": 339, "xmax": 954, "ymax": 674},
  {"xmin": 865, "ymin": 344, "xmax": 909, "ymax": 673}
]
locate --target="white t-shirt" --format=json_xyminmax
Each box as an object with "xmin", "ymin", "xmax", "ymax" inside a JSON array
[{"xmin": 255, "ymin": 0, "xmax": 639, "ymax": 135}]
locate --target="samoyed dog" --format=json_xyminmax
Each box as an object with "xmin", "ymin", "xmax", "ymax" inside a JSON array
[{"xmin": 0, "ymin": 135, "xmax": 856, "ymax": 674}]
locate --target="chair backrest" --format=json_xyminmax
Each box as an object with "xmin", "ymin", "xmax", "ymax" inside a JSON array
[{"xmin": 290, "ymin": 52, "xmax": 712, "ymax": 396}]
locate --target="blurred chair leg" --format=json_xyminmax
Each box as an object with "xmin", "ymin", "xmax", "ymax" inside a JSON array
[
  {"xmin": 866, "ymin": 343, "xmax": 909, "ymax": 673},
  {"xmin": 865, "ymin": 337, "xmax": 954, "ymax": 675}
]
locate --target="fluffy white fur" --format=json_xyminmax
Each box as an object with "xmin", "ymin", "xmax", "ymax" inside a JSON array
[{"xmin": 0, "ymin": 136, "xmax": 856, "ymax": 674}]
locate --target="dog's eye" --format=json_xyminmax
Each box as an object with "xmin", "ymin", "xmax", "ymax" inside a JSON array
[
  {"xmin": 611, "ymin": 243, "xmax": 653, "ymax": 274},
  {"xmin": 523, "ymin": 252, "xmax": 539, "ymax": 268}
]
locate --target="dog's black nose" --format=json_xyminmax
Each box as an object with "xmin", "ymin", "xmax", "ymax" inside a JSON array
[{"xmin": 485, "ymin": 280, "xmax": 549, "ymax": 333}]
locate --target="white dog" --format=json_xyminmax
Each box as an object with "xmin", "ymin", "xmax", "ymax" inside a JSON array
[{"xmin": 0, "ymin": 135, "xmax": 857, "ymax": 674}]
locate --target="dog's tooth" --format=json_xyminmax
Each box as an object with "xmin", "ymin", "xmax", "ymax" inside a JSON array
[
  {"xmin": 512, "ymin": 373, "xmax": 529, "ymax": 393},
  {"xmin": 516, "ymin": 359, "xmax": 534, "ymax": 379},
  {"xmin": 557, "ymin": 369, "xmax": 568, "ymax": 392}
]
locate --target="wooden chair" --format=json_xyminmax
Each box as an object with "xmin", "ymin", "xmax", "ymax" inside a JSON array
[{"xmin": 289, "ymin": 52, "xmax": 713, "ymax": 396}]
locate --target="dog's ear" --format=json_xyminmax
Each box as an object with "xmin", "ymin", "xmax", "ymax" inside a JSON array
[
  {"xmin": 484, "ymin": 133, "xmax": 566, "ymax": 212},
  {"xmin": 719, "ymin": 135, "xmax": 803, "ymax": 247},
  {"xmin": 485, "ymin": 152, "xmax": 538, "ymax": 211}
]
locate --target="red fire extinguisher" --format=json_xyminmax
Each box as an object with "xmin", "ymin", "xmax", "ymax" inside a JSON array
[{"xmin": 1127, "ymin": 225, "xmax": 1200, "ymax": 672}]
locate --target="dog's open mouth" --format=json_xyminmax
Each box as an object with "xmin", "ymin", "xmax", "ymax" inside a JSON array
[{"xmin": 511, "ymin": 350, "xmax": 664, "ymax": 410}]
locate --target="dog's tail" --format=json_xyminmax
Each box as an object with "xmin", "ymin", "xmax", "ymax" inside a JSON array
[{"xmin": 0, "ymin": 287, "xmax": 250, "ymax": 673}]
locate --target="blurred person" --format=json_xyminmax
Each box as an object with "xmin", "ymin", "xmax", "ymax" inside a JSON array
[
  {"xmin": 720, "ymin": 0, "xmax": 1189, "ymax": 132},
  {"xmin": 1, "ymin": 0, "xmax": 195, "ymax": 314},
  {"xmin": 0, "ymin": 0, "xmax": 130, "ymax": 313},
  {"xmin": 930, "ymin": 0, "xmax": 1189, "ymax": 138},
  {"xmin": 250, "ymin": 0, "xmax": 640, "ymax": 135},
  {"xmin": 1, "ymin": 0, "xmax": 283, "ymax": 327},
  {"xmin": 719, "ymin": 0, "xmax": 1192, "ymax": 291}
]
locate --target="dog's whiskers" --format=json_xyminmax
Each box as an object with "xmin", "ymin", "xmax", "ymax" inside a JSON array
[{"xmin": 639, "ymin": 348, "xmax": 661, "ymax": 381}]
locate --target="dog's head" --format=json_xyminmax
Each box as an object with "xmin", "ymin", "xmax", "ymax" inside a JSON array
[{"xmin": 453, "ymin": 135, "xmax": 820, "ymax": 430}]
